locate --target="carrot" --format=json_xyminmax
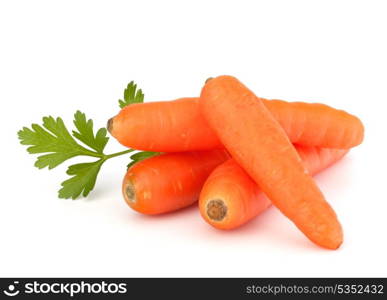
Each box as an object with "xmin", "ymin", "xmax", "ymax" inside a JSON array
[
  {"xmin": 122, "ymin": 150, "xmax": 229, "ymax": 215},
  {"xmin": 200, "ymin": 75, "xmax": 343, "ymax": 250},
  {"xmin": 200, "ymin": 146, "xmax": 348, "ymax": 230},
  {"xmin": 108, "ymin": 98, "xmax": 363, "ymax": 152},
  {"xmin": 109, "ymin": 98, "xmax": 222, "ymax": 152},
  {"xmin": 122, "ymin": 144, "xmax": 345, "ymax": 219},
  {"xmin": 266, "ymin": 99, "xmax": 363, "ymax": 149}
]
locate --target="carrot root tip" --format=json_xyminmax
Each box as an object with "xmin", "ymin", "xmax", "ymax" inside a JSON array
[
  {"xmin": 205, "ymin": 77, "xmax": 213, "ymax": 84},
  {"xmin": 124, "ymin": 182, "xmax": 136, "ymax": 204},
  {"xmin": 107, "ymin": 117, "xmax": 114, "ymax": 134},
  {"xmin": 206, "ymin": 199, "xmax": 227, "ymax": 221}
]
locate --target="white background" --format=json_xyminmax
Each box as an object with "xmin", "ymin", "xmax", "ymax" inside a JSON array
[{"xmin": 1, "ymin": 0, "xmax": 386, "ymax": 277}]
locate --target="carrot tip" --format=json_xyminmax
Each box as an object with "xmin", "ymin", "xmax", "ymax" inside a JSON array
[
  {"xmin": 205, "ymin": 77, "xmax": 213, "ymax": 84},
  {"xmin": 206, "ymin": 199, "xmax": 227, "ymax": 221},
  {"xmin": 107, "ymin": 117, "xmax": 114, "ymax": 134},
  {"xmin": 124, "ymin": 181, "xmax": 136, "ymax": 204}
]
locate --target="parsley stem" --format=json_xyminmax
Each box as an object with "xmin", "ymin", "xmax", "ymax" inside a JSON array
[
  {"xmin": 104, "ymin": 149, "xmax": 135, "ymax": 160},
  {"xmin": 81, "ymin": 149, "xmax": 106, "ymax": 158}
]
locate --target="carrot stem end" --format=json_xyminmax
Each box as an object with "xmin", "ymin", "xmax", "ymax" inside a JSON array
[
  {"xmin": 125, "ymin": 181, "xmax": 136, "ymax": 204},
  {"xmin": 206, "ymin": 199, "xmax": 227, "ymax": 221}
]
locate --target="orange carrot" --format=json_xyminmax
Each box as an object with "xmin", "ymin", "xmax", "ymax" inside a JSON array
[
  {"xmin": 109, "ymin": 98, "xmax": 222, "ymax": 152},
  {"xmin": 108, "ymin": 98, "xmax": 363, "ymax": 152},
  {"xmin": 266, "ymin": 99, "xmax": 363, "ymax": 149},
  {"xmin": 122, "ymin": 150, "xmax": 229, "ymax": 215},
  {"xmin": 200, "ymin": 75, "xmax": 343, "ymax": 249},
  {"xmin": 200, "ymin": 146, "xmax": 348, "ymax": 230}
]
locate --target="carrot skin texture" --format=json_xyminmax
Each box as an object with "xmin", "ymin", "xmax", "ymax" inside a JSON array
[
  {"xmin": 200, "ymin": 75, "xmax": 343, "ymax": 250},
  {"xmin": 122, "ymin": 150, "xmax": 229, "ymax": 215},
  {"xmin": 200, "ymin": 146, "xmax": 348, "ymax": 230},
  {"xmin": 266, "ymin": 99, "xmax": 364, "ymax": 149},
  {"xmin": 109, "ymin": 98, "xmax": 363, "ymax": 151},
  {"xmin": 110, "ymin": 98, "xmax": 222, "ymax": 152}
]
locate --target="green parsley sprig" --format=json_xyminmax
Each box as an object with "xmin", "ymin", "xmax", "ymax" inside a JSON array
[
  {"xmin": 18, "ymin": 81, "xmax": 159, "ymax": 199},
  {"xmin": 118, "ymin": 81, "xmax": 144, "ymax": 108},
  {"xmin": 127, "ymin": 151, "xmax": 162, "ymax": 169}
]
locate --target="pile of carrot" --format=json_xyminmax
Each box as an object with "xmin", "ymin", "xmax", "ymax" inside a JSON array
[{"xmin": 108, "ymin": 75, "xmax": 364, "ymax": 250}]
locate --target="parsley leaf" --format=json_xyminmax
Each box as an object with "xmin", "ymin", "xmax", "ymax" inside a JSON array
[
  {"xmin": 118, "ymin": 81, "xmax": 144, "ymax": 108},
  {"xmin": 18, "ymin": 111, "xmax": 133, "ymax": 199},
  {"xmin": 72, "ymin": 110, "xmax": 109, "ymax": 153},
  {"xmin": 59, "ymin": 160, "xmax": 105, "ymax": 199},
  {"xmin": 18, "ymin": 116, "xmax": 91, "ymax": 169},
  {"xmin": 127, "ymin": 151, "xmax": 161, "ymax": 169}
]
